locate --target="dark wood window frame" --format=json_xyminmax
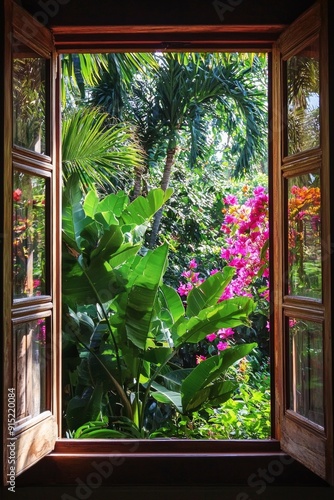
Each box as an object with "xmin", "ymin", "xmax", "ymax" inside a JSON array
[{"xmin": 2, "ymin": 0, "xmax": 333, "ymax": 492}]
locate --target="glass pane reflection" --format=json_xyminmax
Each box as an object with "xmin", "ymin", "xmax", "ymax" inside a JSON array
[
  {"xmin": 13, "ymin": 171, "xmax": 47, "ymax": 299},
  {"xmin": 287, "ymin": 173, "xmax": 321, "ymax": 299},
  {"xmin": 286, "ymin": 38, "xmax": 320, "ymax": 155},
  {"xmin": 12, "ymin": 39, "xmax": 47, "ymax": 154},
  {"xmin": 15, "ymin": 318, "xmax": 48, "ymax": 422},
  {"xmin": 289, "ymin": 318, "xmax": 324, "ymax": 427}
]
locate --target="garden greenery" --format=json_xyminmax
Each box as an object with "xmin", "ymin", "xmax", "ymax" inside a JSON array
[{"xmin": 62, "ymin": 175, "xmax": 257, "ymax": 438}]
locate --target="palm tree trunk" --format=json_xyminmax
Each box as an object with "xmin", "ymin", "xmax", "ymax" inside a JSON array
[
  {"xmin": 132, "ymin": 166, "xmax": 144, "ymax": 200},
  {"xmin": 149, "ymin": 146, "xmax": 176, "ymax": 248}
]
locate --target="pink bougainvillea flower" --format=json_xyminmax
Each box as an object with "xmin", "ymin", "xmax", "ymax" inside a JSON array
[
  {"xmin": 220, "ymin": 248, "xmax": 230, "ymax": 260},
  {"xmin": 223, "ymin": 194, "xmax": 238, "ymax": 205},
  {"xmin": 206, "ymin": 333, "xmax": 217, "ymax": 342},
  {"xmin": 190, "ymin": 272, "xmax": 200, "ymax": 283},
  {"xmin": 189, "ymin": 259, "xmax": 197, "ymax": 269},
  {"xmin": 181, "ymin": 270, "xmax": 192, "ymax": 278},
  {"xmin": 253, "ymin": 186, "xmax": 266, "ymax": 196},
  {"xmin": 177, "ymin": 282, "xmax": 193, "ymax": 296},
  {"xmin": 196, "ymin": 355, "xmax": 206, "ymax": 364},
  {"xmin": 178, "ymin": 184, "xmax": 270, "ymax": 354},
  {"xmin": 217, "ymin": 341, "xmax": 228, "ymax": 351},
  {"xmin": 217, "ymin": 327, "xmax": 234, "ymax": 339}
]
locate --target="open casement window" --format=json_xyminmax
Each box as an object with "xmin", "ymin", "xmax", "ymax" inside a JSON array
[
  {"xmin": 272, "ymin": 1, "xmax": 333, "ymax": 484},
  {"xmin": 2, "ymin": 0, "xmax": 333, "ymax": 489},
  {"xmin": 2, "ymin": 0, "xmax": 60, "ymax": 483}
]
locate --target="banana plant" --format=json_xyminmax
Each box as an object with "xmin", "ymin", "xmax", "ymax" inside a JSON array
[{"xmin": 62, "ymin": 175, "xmax": 256, "ymax": 438}]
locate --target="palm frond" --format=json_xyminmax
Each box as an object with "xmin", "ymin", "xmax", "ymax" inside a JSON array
[{"xmin": 62, "ymin": 108, "xmax": 145, "ymax": 192}]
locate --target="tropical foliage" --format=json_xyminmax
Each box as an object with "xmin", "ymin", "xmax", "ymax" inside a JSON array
[
  {"xmin": 61, "ymin": 52, "xmax": 273, "ymax": 440},
  {"xmin": 177, "ymin": 183, "xmax": 270, "ymax": 364},
  {"xmin": 62, "ymin": 52, "xmax": 268, "ymax": 246},
  {"xmin": 62, "ymin": 108, "xmax": 144, "ymax": 192},
  {"xmin": 62, "ymin": 176, "xmax": 256, "ymax": 438}
]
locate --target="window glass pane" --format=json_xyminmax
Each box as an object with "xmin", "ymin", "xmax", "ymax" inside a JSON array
[
  {"xmin": 13, "ymin": 171, "xmax": 47, "ymax": 299},
  {"xmin": 288, "ymin": 317, "xmax": 324, "ymax": 427},
  {"xmin": 14, "ymin": 318, "xmax": 48, "ymax": 422},
  {"xmin": 287, "ymin": 172, "xmax": 321, "ymax": 299},
  {"xmin": 12, "ymin": 38, "xmax": 47, "ymax": 154},
  {"xmin": 286, "ymin": 38, "xmax": 320, "ymax": 156}
]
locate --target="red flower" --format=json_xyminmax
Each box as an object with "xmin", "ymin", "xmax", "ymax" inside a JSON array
[{"xmin": 13, "ymin": 188, "xmax": 22, "ymax": 202}]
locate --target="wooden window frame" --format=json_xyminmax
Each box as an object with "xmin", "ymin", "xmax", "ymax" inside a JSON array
[
  {"xmin": 1, "ymin": 0, "xmax": 333, "ymax": 491},
  {"xmin": 2, "ymin": 0, "xmax": 61, "ymax": 484}
]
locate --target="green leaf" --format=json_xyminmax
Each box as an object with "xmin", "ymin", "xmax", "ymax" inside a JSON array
[
  {"xmin": 83, "ymin": 189, "xmax": 99, "ymax": 218},
  {"xmin": 142, "ymin": 347, "xmax": 173, "ymax": 365},
  {"xmin": 96, "ymin": 191, "xmax": 129, "ymax": 217},
  {"xmin": 159, "ymin": 284, "xmax": 185, "ymax": 325},
  {"xmin": 62, "ymin": 174, "xmax": 86, "ymax": 251},
  {"xmin": 125, "ymin": 245, "xmax": 169, "ymax": 349},
  {"xmin": 130, "ymin": 244, "xmax": 169, "ymax": 287},
  {"xmin": 80, "ymin": 219, "xmax": 100, "ymax": 252},
  {"xmin": 186, "ymin": 267, "xmax": 235, "ymax": 317},
  {"xmin": 90, "ymin": 226, "xmax": 124, "ymax": 263},
  {"xmin": 160, "ymin": 368, "xmax": 193, "ymax": 389},
  {"xmin": 62, "ymin": 257, "xmax": 127, "ymax": 308},
  {"xmin": 205, "ymin": 380, "xmax": 238, "ymax": 407},
  {"xmin": 173, "ymin": 297, "xmax": 255, "ymax": 346},
  {"xmin": 95, "ymin": 211, "xmax": 119, "ymax": 227},
  {"xmin": 62, "ymin": 109, "xmax": 144, "ymax": 192},
  {"xmin": 120, "ymin": 188, "xmax": 173, "ymax": 225},
  {"xmin": 109, "ymin": 243, "xmax": 141, "ymax": 268},
  {"xmin": 181, "ymin": 343, "xmax": 256, "ymax": 412},
  {"xmin": 66, "ymin": 383, "xmax": 104, "ymax": 431},
  {"xmin": 151, "ymin": 381, "xmax": 183, "ymax": 412},
  {"xmin": 95, "ymin": 191, "xmax": 129, "ymax": 226}
]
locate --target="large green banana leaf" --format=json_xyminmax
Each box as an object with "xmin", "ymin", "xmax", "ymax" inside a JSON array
[
  {"xmin": 181, "ymin": 343, "xmax": 257, "ymax": 412},
  {"xmin": 172, "ymin": 296, "xmax": 255, "ymax": 346},
  {"xmin": 186, "ymin": 266, "xmax": 235, "ymax": 317}
]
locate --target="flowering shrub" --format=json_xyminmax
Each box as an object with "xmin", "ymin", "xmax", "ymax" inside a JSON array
[
  {"xmin": 178, "ymin": 185, "xmax": 269, "ymax": 360},
  {"xmin": 219, "ymin": 186, "xmax": 269, "ymax": 301}
]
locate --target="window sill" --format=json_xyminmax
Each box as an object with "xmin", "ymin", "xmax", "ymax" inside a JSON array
[{"xmin": 16, "ymin": 439, "xmax": 328, "ymax": 488}]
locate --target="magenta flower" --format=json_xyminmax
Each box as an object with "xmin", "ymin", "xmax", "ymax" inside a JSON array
[
  {"xmin": 177, "ymin": 282, "xmax": 193, "ymax": 296},
  {"xmin": 218, "ymin": 328, "xmax": 234, "ymax": 339},
  {"xmin": 178, "ymin": 184, "xmax": 269, "ymax": 358},
  {"xmin": 189, "ymin": 259, "xmax": 197, "ymax": 269},
  {"xmin": 223, "ymin": 194, "xmax": 238, "ymax": 205},
  {"xmin": 206, "ymin": 333, "xmax": 217, "ymax": 342},
  {"xmin": 220, "ymin": 248, "xmax": 230, "ymax": 260},
  {"xmin": 217, "ymin": 341, "xmax": 228, "ymax": 351},
  {"xmin": 33, "ymin": 279, "xmax": 41, "ymax": 288}
]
